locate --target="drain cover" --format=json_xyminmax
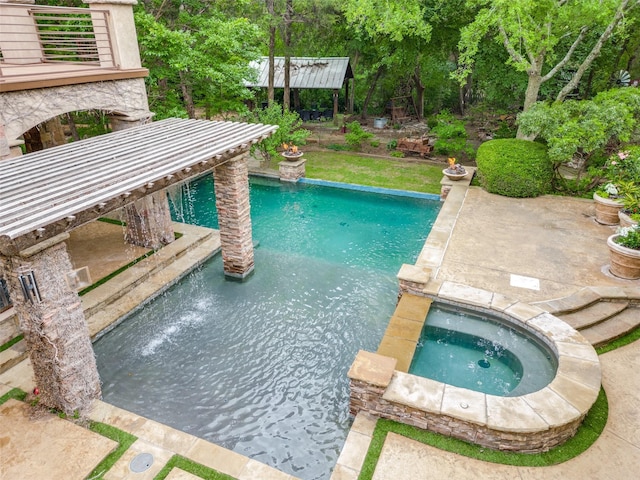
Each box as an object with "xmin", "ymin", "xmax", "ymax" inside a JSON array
[
  {"xmin": 478, "ymin": 359, "xmax": 491, "ymax": 369},
  {"xmin": 130, "ymin": 453, "xmax": 154, "ymax": 473}
]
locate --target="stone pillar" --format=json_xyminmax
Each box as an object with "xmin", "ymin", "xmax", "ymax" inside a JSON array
[
  {"xmin": 397, "ymin": 264, "xmax": 431, "ymax": 297},
  {"xmin": 108, "ymin": 113, "xmax": 153, "ymax": 132},
  {"xmin": 0, "ymin": 234, "xmax": 101, "ymax": 414},
  {"xmin": 213, "ymin": 155, "xmax": 255, "ymax": 279},
  {"xmin": 124, "ymin": 190, "xmax": 175, "ymax": 249},
  {"xmin": 0, "ymin": 123, "xmax": 10, "ymax": 160},
  {"xmin": 279, "ymin": 158, "xmax": 306, "ymax": 182}
]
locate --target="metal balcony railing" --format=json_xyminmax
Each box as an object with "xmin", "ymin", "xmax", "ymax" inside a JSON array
[{"xmin": 0, "ymin": 4, "xmax": 117, "ymax": 73}]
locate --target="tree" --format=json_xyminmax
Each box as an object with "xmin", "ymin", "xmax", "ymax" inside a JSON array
[
  {"xmin": 455, "ymin": 0, "xmax": 638, "ymax": 138},
  {"xmin": 342, "ymin": 0, "xmax": 432, "ymax": 117},
  {"xmin": 134, "ymin": 10, "xmax": 262, "ymax": 119}
]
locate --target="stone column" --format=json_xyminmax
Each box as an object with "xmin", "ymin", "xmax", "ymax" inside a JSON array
[
  {"xmin": 213, "ymin": 155, "xmax": 255, "ymax": 279},
  {"xmin": 108, "ymin": 113, "xmax": 153, "ymax": 132},
  {"xmin": 124, "ymin": 190, "xmax": 175, "ymax": 249},
  {"xmin": 0, "ymin": 234, "xmax": 101, "ymax": 414},
  {"xmin": 278, "ymin": 158, "xmax": 306, "ymax": 182}
]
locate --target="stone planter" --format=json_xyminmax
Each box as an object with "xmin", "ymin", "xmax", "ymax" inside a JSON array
[
  {"xmin": 442, "ymin": 168, "xmax": 468, "ymax": 181},
  {"xmin": 607, "ymin": 234, "xmax": 640, "ymax": 280},
  {"xmin": 619, "ymin": 210, "xmax": 639, "ymax": 228},
  {"xmin": 593, "ymin": 192, "xmax": 623, "ymax": 225}
]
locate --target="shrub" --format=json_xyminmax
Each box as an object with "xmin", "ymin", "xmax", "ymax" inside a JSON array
[
  {"xmin": 345, "ymin": 121, "xmax": 374, "ymax": 150},
  {"xmin": 370, "ymin": 140, "xmax": 380, "ymax": 148},
  {"xmin": 386, "ymin": 139, "xmax": 398, "ymax": 150},
  {"xmin": 390, "ymin": 150, "xmax": 405, "ymax": 158},
  {"xmin": 476, "ymin": 139, "xmax": 553, "ymax": 197}
]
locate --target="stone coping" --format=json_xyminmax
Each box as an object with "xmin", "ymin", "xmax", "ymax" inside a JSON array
[{"xmin": 349, "ymin": 281, "xmax": 601, "ymax": 437}]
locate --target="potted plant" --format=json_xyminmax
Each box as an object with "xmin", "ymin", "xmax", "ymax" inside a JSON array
[
  {"xmin": 607, "ymin": 224, "xmax": 640, "ymax": 279},
  {"xmin": 619, "ymin": 185, "xmax": 640, "ymax": 227},
  {"xmin": 593, "ymin": 182, "xmax": 624, "ymax": 225}
]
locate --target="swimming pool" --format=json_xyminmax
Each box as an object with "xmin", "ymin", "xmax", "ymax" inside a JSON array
[{"xmin": 94, "ymin": 175, "xmax": 441, "ymax": 480}]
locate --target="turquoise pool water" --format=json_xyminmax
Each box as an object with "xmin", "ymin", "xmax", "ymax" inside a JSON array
[
  {"xmin": 409, "ymin": 305, "xmax": 557, "ymax": 396},
  {"xmin": 94, "ymin": 175, "xmax": 440, "ymax": 480}
]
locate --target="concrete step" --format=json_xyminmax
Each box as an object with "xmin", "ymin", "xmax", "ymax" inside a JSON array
[
  {"xmin": 580, "ymin": 307, "xmax": 640, "ymax": 348},
  {"xmin": 0, "ymin": 337, "xmax": 27, "ymax": 375},
  {"xmin": 557, "ymin": 301, "xmax": 629, "ymax": 330},
  {"xmin": 81, "ymin": 223, "xmax": 216, "ymax": 319}
]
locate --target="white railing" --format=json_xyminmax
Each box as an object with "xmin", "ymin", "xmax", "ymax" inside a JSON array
[{"xmin": 0, "ymin": 4, "xmax": 117, "ymax": 71}]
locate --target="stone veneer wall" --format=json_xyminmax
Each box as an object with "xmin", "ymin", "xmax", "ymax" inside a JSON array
[
  {"xmin": 278, "ymin": 159, "xmax": 306, "ymax": 182},
  {"xmin": 348, "ymin": 376, "xmax": 583, "ymax": 453}
]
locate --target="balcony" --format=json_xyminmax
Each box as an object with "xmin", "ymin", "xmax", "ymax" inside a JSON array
[{"xmin": 0, "ymin": 2, "xmax": 148, "ymax": 93}]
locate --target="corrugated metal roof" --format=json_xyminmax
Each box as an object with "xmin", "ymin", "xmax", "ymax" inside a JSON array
[
  {"xmin": 0, "ymin": 118, "xmax": 277, "ymax": 255},
  {"xmin": 246, "ymin": 57, "xmax": 353, "ymax": 90}
]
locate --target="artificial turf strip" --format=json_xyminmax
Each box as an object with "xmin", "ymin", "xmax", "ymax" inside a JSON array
[
  {"xmin": 596, "ymin": 324, "xmax": 640, "ymax": 355},
  {"xmin": 0, "ymin": 387, "xmax": 27, "ymax": 404},
  {"xmin": 154, "ymin": 455, "xmax": 236, "ymax": 480},
  {"xmin": 357, "ymin": 387, "xmax": 608, "ymax": 480},
  {"xmin": 87, "ymin": 422, "xmax": 137, "ymax": 480},
  {"xmin": 0, "ymin": 334, "xmax": 23, "ymax": 353}
]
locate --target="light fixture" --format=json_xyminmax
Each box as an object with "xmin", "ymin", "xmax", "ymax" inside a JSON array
[{"xmin": 18, "ymin": 271, "xmax": 41, "ymax": 303}]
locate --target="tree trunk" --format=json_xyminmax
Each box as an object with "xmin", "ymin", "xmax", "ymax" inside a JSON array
[
  {"xmin": 179, "ymin": 71, "xmax": 196, "ymax": 119},
  {"xmin": 413, "ymin": 66, "xmax": 424, "ymax": 120},
  {"xmin": 282, "ymin": 0, "xmax": 293, "ymax": 111},
  {"xmin": 65, "ymin": 113, "xmax": 80, "ymax": 142},
  {"xmin": 266, "ymin": 0, "xmax": 276, "ymax": 106},
  {"xmin": 361, "ymin": 66, "xmax": 384, "ymax": 119},
  {"xmin": 516, "ymin": 71, "xmax": 544, "ymax": 139}
]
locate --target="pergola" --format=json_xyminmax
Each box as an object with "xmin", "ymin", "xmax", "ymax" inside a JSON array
[{"xmin": 0, "ymin": 118, "xmax": 277, "ymax": 413}]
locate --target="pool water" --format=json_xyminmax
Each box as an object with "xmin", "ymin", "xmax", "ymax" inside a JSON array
[
  {"xmin": 409, "ymin": 305, "xmax": 557, "ymax": 396},
  {"xmin": 94, "ymin": 175, "xmax": 440, "ymax": 480}
]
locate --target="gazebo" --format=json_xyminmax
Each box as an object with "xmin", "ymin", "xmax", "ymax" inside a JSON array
[
  {"xmin": 0, "ymin": 118, "xmax": 277, "ymax": 414},
  {"xmin": 246, "ymin": 57, "xmax": 354, "ymax": 118}
]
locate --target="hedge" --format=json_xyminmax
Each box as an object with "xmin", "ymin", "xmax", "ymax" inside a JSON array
[{"xmin": 476, "ymin": 139, "xmax": 553, "ymax": 198}]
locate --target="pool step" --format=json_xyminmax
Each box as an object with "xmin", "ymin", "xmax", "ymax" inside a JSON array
[
  {"xmin": 534, "ymin": 287, "xmax": 640, "ymax": 348},
  {"xmin": 0, "ymin": 223, "xmax": 220, "ymax": 374},
  {"xmin": 376, "ymin": 293, "xmax": 432, "ymax": 372}
]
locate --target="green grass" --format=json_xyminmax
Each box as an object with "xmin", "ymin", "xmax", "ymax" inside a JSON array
[
  {"xmin": 87, "ymin": 422, "xmax": 137, "ymax": 480},
  {"xmin": 0, "ymin": 387, "xmax": 27, "ymax": 404},
  {"xmin": 303, "ymin": 151, "xmax": 443, "ymax": 194},
  {"xmin": 0, "ymin": 334, "xmax": 23, "ymax": 353},
  {"xmin": 596, "ymin": 325, "xmax": 640, "ymax": 355},
  {"xmin": 358, "ymin": 387, "xmax": 608, "ymax": 479},
  {"xmin": 154, "ymin": 455, "xmax": 236, "ymax": 480}
]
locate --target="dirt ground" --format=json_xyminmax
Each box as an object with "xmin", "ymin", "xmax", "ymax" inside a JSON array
[{"xmin": 302, "ymin": 114, "xmax": 496, "ymax": 167}]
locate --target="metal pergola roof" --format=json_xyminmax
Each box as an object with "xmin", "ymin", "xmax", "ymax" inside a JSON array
[
  {"xmin": 246, "ymin": 57, "xmax": 353, "ymax": 90},
  {"xmin": 0, "ymin": 118, "xmax": 277, "ymax": 256}
]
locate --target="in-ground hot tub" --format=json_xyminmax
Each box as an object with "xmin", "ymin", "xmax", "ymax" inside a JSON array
[
  {"xmin": 348, "ymin": 281, "xmax": 602, "ymax": 452},
  {"xmin": 409, "ymin": 304, "xmax": 558, "ymax": 397}
]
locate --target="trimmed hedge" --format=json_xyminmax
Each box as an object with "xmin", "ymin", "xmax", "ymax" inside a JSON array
[{"xmin": 476, "ymin": 139, "xmax": 553, "ymax": 198}]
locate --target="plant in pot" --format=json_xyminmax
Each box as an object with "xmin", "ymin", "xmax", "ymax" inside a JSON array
[
  {"xmin": 607, "ymin": 224, "xmax": 640, "ymax": 280},
  {"xmin": 593, "ymin": 148, "xmax": 639, "ymax": 225},
  {"xmin": 619, "ymin": 186, "xmax": 640, "ymax": 227},
  {"xmin": 593, "ymin": 182, "xmax": 624, "ymax": 225}
]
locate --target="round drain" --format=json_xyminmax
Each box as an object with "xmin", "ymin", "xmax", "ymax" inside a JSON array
[
  {"xmin": 478, "ymin": 359, "xmax": 491, "ymax": 369},
  {"xmin": 130, "ymin": 453, "xmax": 154, "ymax": 473}
]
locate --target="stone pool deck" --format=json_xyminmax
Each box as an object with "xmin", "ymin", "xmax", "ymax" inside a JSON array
[{"xmin": 1, "ymin": 178, "xmax": 639, "ymax": 479}]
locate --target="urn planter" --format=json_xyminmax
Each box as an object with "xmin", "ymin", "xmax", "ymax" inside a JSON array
[
  {"xmin": 607, "ymin": 234, "xmax": 640, "ymax": 280},
  {"xmin": 619, "ymin": 210, "xmax": 639, "ymax": 228},
  {"xmin": 594, "ymin": 192, "xmax": 623, "ymax": 225}
]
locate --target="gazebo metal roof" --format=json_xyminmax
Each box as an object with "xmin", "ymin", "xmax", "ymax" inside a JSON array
[
  {"xmin": 246, "ymin": 57, "xmax": 353, "ymax": 90},
  {"xmin": 0, "ymin": 118, "xmax": 277, "ymax": 256}
]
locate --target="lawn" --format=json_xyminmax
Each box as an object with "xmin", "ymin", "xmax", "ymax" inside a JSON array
[{"xmin": 302, "ymin": 151, "xmax": 444, "ymax": 194}]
